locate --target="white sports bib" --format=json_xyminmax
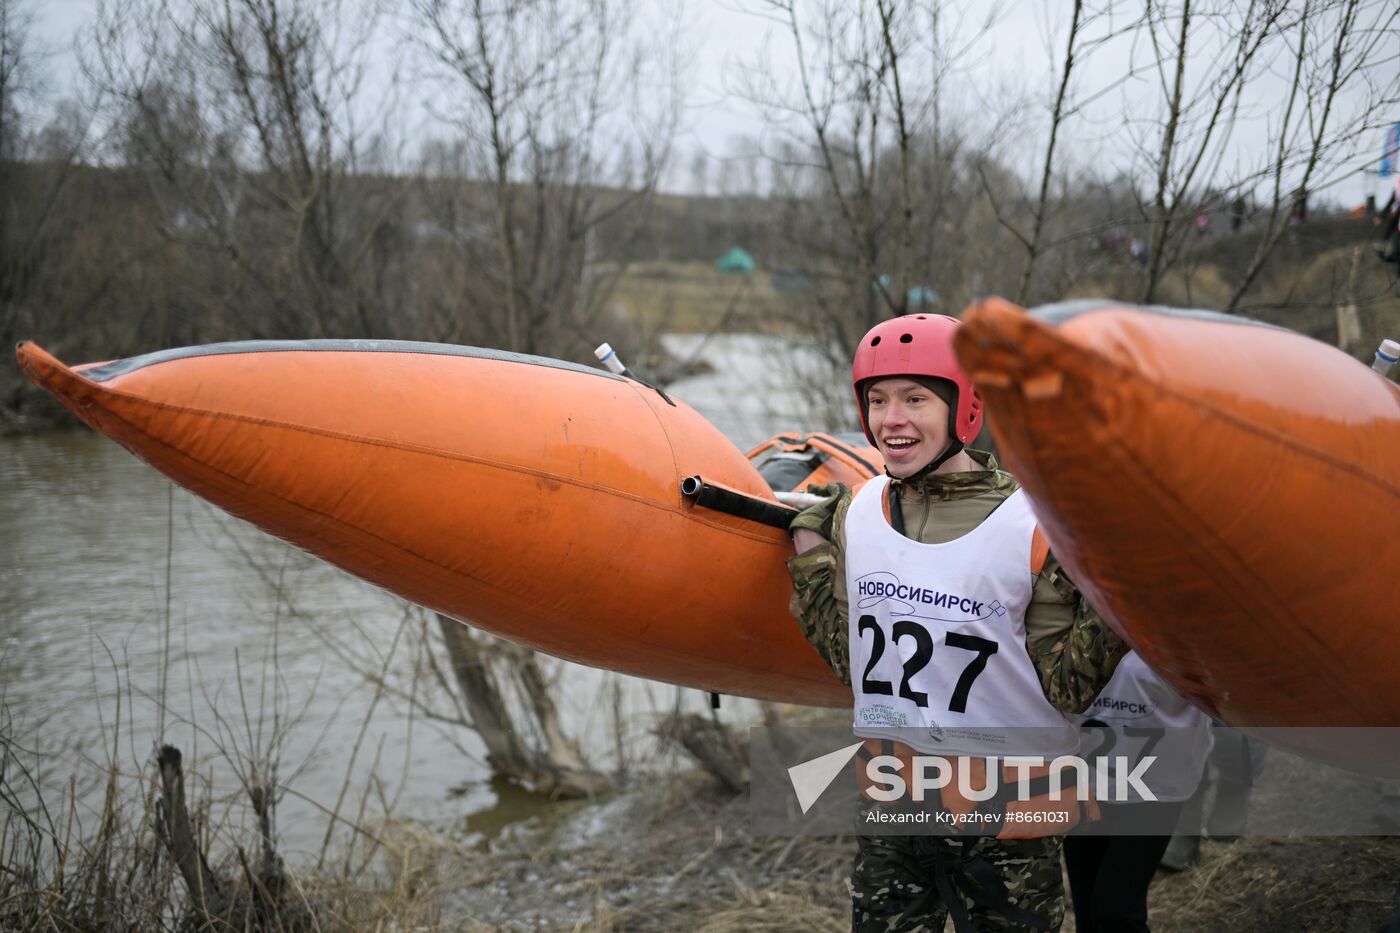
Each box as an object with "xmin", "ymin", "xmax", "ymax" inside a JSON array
[
  {"xmin": 1076, "ymin": 651, "xmax": 1214, "ymax": 802},
  {"xmin": 845, "ymin": 477, "xmax": 1079, "ymax": 757}
]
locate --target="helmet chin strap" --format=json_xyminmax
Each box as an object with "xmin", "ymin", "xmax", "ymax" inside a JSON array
[{"xmin": 888, "ymin": 438, "xmax": 965, "ymax": 484}]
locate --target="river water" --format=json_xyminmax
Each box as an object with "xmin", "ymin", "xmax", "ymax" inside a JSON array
[{"xmin": 0, "ymin": 334, "xmax": 849, "ymax": 857}]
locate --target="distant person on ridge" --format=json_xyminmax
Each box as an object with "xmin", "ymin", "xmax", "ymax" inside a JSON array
[
  {"xmin": 1230, "ymin": 197, "xmax": 1246, "ymax": 232},
  {"xmin": 787, "ymin": 312, "xmax": 1127, "ymax": 932},
  {"xmin": 1376, "ymin": 187, "xmax": 1399, "ymax": 265}
]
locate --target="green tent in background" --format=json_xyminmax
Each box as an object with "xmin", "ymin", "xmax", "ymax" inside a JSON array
[
  {"xmin": 907, "ymin": 285, "xmax": 939, "ymax": 309},
  {"xmin": 716, "ymin": 247, "xmax": 756, "ymax": 274},
  {"xmin": 874, "ymin": 275, "xmax": 939, "ymax": 310}
]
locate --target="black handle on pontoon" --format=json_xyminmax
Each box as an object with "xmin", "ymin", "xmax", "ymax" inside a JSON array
[{"xmin": 680, "ymin": 475, "xmax": 799, "ymax": 530}]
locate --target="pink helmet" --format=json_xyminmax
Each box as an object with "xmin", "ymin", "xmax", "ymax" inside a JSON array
[{"xmin": 851, "ymin": 314, "xmax": 983, "ymax": 446}]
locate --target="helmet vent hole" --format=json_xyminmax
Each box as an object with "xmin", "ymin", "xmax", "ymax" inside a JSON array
[
  {"xmin": 899, "ymin": 333, "xmax": 913, "ymax": 343},
  {"xmin": 870, "ymin": 336, "xmax": 881, "ymax": 346}
]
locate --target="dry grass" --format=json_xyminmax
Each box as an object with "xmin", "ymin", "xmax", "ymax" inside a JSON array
[
  {"xmin": 7, "ymin": 692, "xmax": 1396, "ymax": 931},
  {"xmin": 0, "ymin": 744, "xmax": 463, "ymax": 931},
  {"xmin": 1145, "ymin": 836, "xmax": 1400, "ymax": 933},
  {"xmin": 694, "ymin": 881, "xmax": 849, "ymax": 932},
  {"xmin": 607, "ymin": 261, "xmax": 791, "ymax": 334},
  {"xmin": 428, "ymin": 733, "xmax": 1400, "ymax": 932},
  {"xmin": 1045, "ymin": 218, "xmax": 1400, "ymax": 361},
  {"xmin": 436, "ymin": 770, "xmax": 852, "ymax": 931}
]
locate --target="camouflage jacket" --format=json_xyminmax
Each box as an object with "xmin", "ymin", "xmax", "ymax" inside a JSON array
[{"xmin": 786, "ymin": 451, "xmax": 1126, "ymax": 716}]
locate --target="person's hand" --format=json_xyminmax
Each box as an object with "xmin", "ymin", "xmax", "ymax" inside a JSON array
[{"xmin": 792, "ymin": 527, "xmax": 828, "ymax": 555}]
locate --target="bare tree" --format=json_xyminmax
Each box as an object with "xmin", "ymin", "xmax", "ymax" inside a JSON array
[
  {"xmin": 737, "ymin": 0, "xmax": 1027, "ymax": 418},
  {"xmin": 435, "ymin": 615, "xmax": 614, "ymax": 798},
  {"xmin": 1009, "ymin": 0, "xmax": 1089, "ymax": 304},
  {"xmin": 1000, "ymin": 1, "xmax": 1158, "ymax": 304},
  {"xmin": 0, "ymin": 0, "xmax": 40, "ymax": 160},
  {"xmin": 0, "ymin": 0, "xmax": 109, "ymax": 431},
  {"xmin": 410, "ymin": 0, "xmax": 682, "ymax": 359},
  {"xmin": 756, "ymin": 0, "xmax": 912, "ymax": 334},
  {"xmin": 1225, "ymin": 0, "xmax": 1400, "ymax": 311},
  {"xmin": 399, "ymin": 0, "xmax": 686, "ymax": 794},
  {"xmin": 1130, "ymin": 0, "xmax": 1287, "ymax": 302},
  {"xmin": 88, "ymin": 0, "xmax": 406, "ymax": 341}
]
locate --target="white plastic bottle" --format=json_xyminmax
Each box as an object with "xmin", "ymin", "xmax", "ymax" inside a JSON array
[
  {"xmin": 594, "ymin": 342, "xmax": 628, "ymax": 376},
  {"xmin": 1373, "ymin": 338, "xmax": 1400, "ymax": 376}
]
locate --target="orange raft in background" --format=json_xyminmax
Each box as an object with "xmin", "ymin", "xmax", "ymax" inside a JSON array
[
  {"xmin": 16, "ymin": 339, "xmax": 880, "ymax": 707},
  {"xmin": 954, "ymin": 298, "xmax": 1400, "ymax": 775}
]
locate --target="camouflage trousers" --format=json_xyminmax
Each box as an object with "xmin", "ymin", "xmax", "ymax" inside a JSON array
[{"xmin": 851, "ymin": 833, "xmax": 1064, "ymax": 932}]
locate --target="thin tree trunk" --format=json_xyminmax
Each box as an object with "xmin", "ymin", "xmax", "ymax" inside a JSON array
[
  {"xmin": 436, "ymin": 615, "xmax": 534, "ymax": 777},
  {"xmin": 436, "ymin": 614, "xmax": 614, "ymax": 798},
  {"xmin": 655, "ymin": 712, "xmax": 748, "ymax": 794},
  {"xmin": 877, "ymin": 0, "xmax": 913, "ymax": 313},
  {"xmin": 156, "ymin": 745, "xmax": 227, "ymax": 925},
  {"xmin": 1017, "ymin": 0, "xmax": 1084, "ymax": 304},
  {"xmin": 1144, "ymin": 0, "xmax": 1191, "ymax": 303},
  {"xmin": 506, "ymin": 641, "xmax": 589, "ymax": 772}
]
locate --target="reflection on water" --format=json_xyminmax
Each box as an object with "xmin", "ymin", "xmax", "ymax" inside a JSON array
[
  {"xmin": 0, "ymin": 334, "xmax": 842, "ymax": 854},
  {"xmin": 456, "ymin": 776, "xmax": 573, "ymax": 852},
  {"xmin": 0, "ymin": 430, "xmax": 496, "ymax": 855},
  {"xmin": 660, "ymin": 334, "xmax": 851, "ymax": 450}
]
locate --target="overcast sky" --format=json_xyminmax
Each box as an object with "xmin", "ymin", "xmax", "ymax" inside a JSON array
[{"xmin": 27, "ymin": 0, "xmax": 1400, "ymax": 203}]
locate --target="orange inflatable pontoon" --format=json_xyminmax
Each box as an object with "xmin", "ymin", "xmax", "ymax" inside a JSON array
[
  {"xmin": 16, "ymin": 339, "xmax": 878, "ymax": 706},
  {"xmin": 954, "ymin": 299, "xmax": 1400, "ymax": 775},
  {"xmin": 21, "ymin": 301, "xmax": 1400, "ymax": 775}
]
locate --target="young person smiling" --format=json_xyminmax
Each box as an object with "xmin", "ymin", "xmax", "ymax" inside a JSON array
[
  {"xmin": 787, "ymin": 313, "xmax": 1127, "ymax": 933},
  {"xmin": 865, "ymin": 376, "xmax": 978, "ymax": 476}
]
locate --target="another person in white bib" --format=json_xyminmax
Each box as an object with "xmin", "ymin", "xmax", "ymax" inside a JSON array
[{"xmin": 1065, "ymin": 650, "xmax": 1213, "ymax": 932}]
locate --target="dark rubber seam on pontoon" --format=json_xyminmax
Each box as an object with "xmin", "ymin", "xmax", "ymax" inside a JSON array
[
  {"xmin": 73, "ymin": 381, "xmax": 791, "ymax": 549},
  {"xmin": 77, "ymin": 339, "xmax": 625, "ymax": 383},
  {"xmin": 809, "ymin": 432, "xmax": 879, "ymax": 475},
  {"xmin": 1031, "ymin": 300, "xmax": 1285, "ymax": 332}
]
